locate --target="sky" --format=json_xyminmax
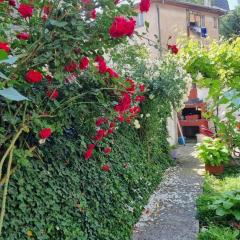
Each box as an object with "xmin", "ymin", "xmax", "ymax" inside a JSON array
[{"xmin": 228, "ymin": 0, "xmax": 239, "ymax": 9}]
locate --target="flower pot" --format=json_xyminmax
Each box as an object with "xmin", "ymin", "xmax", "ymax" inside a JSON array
[
  {"xmin": 205, "ymin": 164, "xmax": 224, "ymax": 175},
  {"xmin": 185, "ymin": 114, "xmax": 199, "ymax": 120}
]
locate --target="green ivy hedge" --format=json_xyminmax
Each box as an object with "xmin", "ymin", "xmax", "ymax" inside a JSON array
[{"xmin": 2, "ymin": 98, "xmax": 172, "ymax": 240}]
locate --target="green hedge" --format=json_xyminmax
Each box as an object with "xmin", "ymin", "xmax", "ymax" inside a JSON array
[{"xmin": 2, "ymin": 99, "xmax": 172, "ymax": 240}]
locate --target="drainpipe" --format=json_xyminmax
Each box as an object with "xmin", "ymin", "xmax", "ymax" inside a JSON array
[{"xmin": 156, "ymin": 6, "xmax": 162, "ymax": 57}]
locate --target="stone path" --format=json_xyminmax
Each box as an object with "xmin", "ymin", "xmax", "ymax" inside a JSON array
[{"xmin": 132, "ymin": 144, "xmax": 204, "ymax": 240}]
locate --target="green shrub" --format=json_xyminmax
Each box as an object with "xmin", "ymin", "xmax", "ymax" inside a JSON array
[
  {"xmin": 210, "ymin": 190, "xmax": 240, "ymax": 221},
  {"xmin": 1, "ymin": 100, "xmax": 172, "ymax": 240},
  {"xmin": 198, "ymin": 226, "xmax": 240, "ymax": 240},
  {"xmin": 195, "ymin": 138, "xmax": 230, "ymax": 166}
]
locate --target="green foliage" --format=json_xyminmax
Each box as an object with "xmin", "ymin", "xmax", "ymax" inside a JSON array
[
  {"xmin": 210, "ymin": 190, "xmax": 240, "ymax": 221},
  {"xmin": 198, "ymin": 226, "xmax": 240, "ymax": 240},
  {"xmin": 195, "ymin": 138, "xmax": 230, "ymax": 166},
  {"xmin": 220, "ymin": 6, "xmax": 240, "ymax": 39},
  {"xmin": 1, "ymin": 100, "xmax": 172, "ymax": 240},
  {"xmin": 180, "ymin": 38, "xmax": 240, "ymax": 152}
]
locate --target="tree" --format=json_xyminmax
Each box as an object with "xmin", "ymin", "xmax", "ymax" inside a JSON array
[{"xmin": 220, "ymin": 6, "xmax": 240, "ymax": 39}]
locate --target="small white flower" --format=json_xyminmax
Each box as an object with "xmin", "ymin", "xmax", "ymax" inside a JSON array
[
  {"xmin": 134, "ymin": 120, "xmax": 141, "ymax": 129},
  {"xmin": 146, "ymin": 113, "xmax": 150, "ymax": 118},
  {"xmin": 149, "ymin": 94, "xmax": 155, "ymax": 100}
]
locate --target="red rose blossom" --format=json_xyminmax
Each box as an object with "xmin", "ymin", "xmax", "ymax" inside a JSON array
[
  {"xmin": 39, "ymin": 128, "xmax": 52, "ymax": 139},
  {"xmin": 106, "ymin": 68, "xmax": 119, "ymax": 78},
  {"xmin": 140, "ymin": 0, "xmax": 150, "ymax": 12},
  {"xmin": 88, "ymin": 143, "xmax": 95, "ymax": 150},
  {"xmin": 114, "ymin": 92, "xmax": 131, "ymax": 113},
  {"xmin": 107, "ymin": 128, "xmax": 115, "ymax": 135},
  {"xmin": 90, "ymin": 9, "xmax": 96, "ymax": 19},
  {"xmin": 139, "ymin": 84, "xmax": 145, "ymax": 92},
  {"xmin": 25, "ymin": 70, "xmax": 43, "ymax": 83},
  {"xmin": 110, "ymin": 122, "xmax": 116, "ymax": 128},
  {"xmin": 17, "ymin": 32, "xmax": 30, "ymax": 40},
  {"xmin": 167, "ymin": 44, "xmax": 179, "ymax": 54},
  {"xmin": 125, "ymin": 78, "xmax": 136, "ymax": 94},
  {"xmin": 0, "ymin": 42, "xmax": 10, "ymax": 53},
  {"xmin": 82, "ymin": 0, "xmax": 91, "ymax": 4},
  {"xmin": 79, "ymin": 56, "xmax": 89, "ymax": 70},
  {"xmin": 116, "ymin": 115, "xmax": 124, "ymax": 122},
  {"xmin": 9, "ymin": 0, "xmax": 16, "ymax": 6},
  {"xmin": 46, "ymin": 89, "xmax": 59, "ymax": 100},
  {"xmin": 0, "ymin": 0, "xmax": 4, "ymax": 3},
  {"xmin": 84, "ymin": 148, "xmax": 94, "ymax": 160},
  {"xmin": 102, "ymin": 164, "xmax": 110, "ymax": 172},
  {"xmin": 46, "ymin": 75, "xmax": 53, "ymax": 83},
  {"xmin": 114, "ymin": 0, "xmax": 120, "ymax": 4},
  {"xmin": 94, "ymin": 129, "xmax": 105, "ymax": 141},
  {"xmin": 135, "ymin": 95, "xmax": 145, "ymax": 102},
  {"xmin": 96, "ymin": 117, "xmax": 108, "ymax": 127},
  {"xmin": 18, "ymin": 3, "xmax": 34, "ymax": 18},
  {"xmin": 64, "ymin": 62, "xmax": 78, "ymax": 72},
  {"xmin": 109, "ymin": 16, "xmax": 136, "ymax": 38},
  {"xmin": 104, "ymin": 147, "xmax": 111, "ymax": 155}
]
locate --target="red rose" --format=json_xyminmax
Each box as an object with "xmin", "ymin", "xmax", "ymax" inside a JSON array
[
  {"xmin": 0, "ymin": 0, "xmax": 4, "ymax": 3},
  {"xmin": 129, "ymin": 105, "xmax": 141, "ymax": 114},
  {"xmin": 116, "ymin": 115, "xmax": 124, "ymax": 122},
  {"xmin": 135, "ymin": 95, "xmax": 145, "ymax": 102},
  {"xmin": 106, "ymin": 68, "xmax": 119, "ymax": 78},
  {"xmin": 46, "ymin": 89, "xmax": 59, "ymax": 100},
  {"xmin": 17, "ymin": 32, "xmax": 30, "ymax": 40},
  {"xmin": 18, "ymin": 4, "xmax": 34, "ymax": 18},
  {"xmin": 88, "ymin": 143, "xmax": 95, "ymax": 149},
  {"xmin": 9, "ymin": 0, "xmax": 16, "ymax": 6},
  {"xmin": 94, "ymin": 129, "xmax": 105, "ymax": 141},
  {"xmin": 96, "ymin": 117, "xmax": 108, "ymax": 127},
  {"xmin": 140, "ymin": 0, "xmax": 150, "ymax": 12},
  {"xmin": 109, "ymin": 16, "xmax": 136, "ymax": 38},
  {"xmin": 25, "ymin": 70, "xmax": 43, "ymax": 83},
  {"xmin": 114, "ymin": 92, "xmax": 131, "ymax": 113},
  {"xmin": 79, "ymin": 56, "xmax": 89, "ymax": 70},
  {"xmin": 101, "ymin": 164, "xmax": 110, "ymax": 172},
  {"xmin": 90, "ymin": 9, "xmax": 96, "ymax": 19},
  {"xmin": 64, "ymin": 62, "xmax": 78, "ymax": 72},
  {"xmin": 114, "ymin": 0, "xmax": 120, "ymax": 4},
  {"xmin": 82, "ymin": 0, "xmax": 91, "ymax": 4},
  {"xmin": 42, "ymin": 14, "xmax": 48, "ymax": 21},
  {"xmin": 104, "ymin": 147, "xmax": 111, "ymax": 155},
  {"xmin": 125, "ymin": 78, "xmax": 136, "ymax": 94},
  {"xmin": 84, "ymin": 148, "xmax": 93, "ymax": 160},
  {"xmin": 45, "ymin": 75, "xmax": 53, "ymax": 83},
  {"xmin": 139, "ymin": 84, "xmax": 145, "ymax": 92},
  {"xmin": 0, "ymin": 42, "xmax": 10, "ymax": 53},
  {"xmin": 110, "ymin": 122, "xmax": 116, "ymax": 128},
  {"xmin": 107, "ymin": 128, "xmax": 114, "ymax": 135},
  {"xmin": 39, "ymin": 128, "xmax": 52, "ymax": 139},
  {"xmin": 43, "ymin": 6, "xmax": 50, "ymax": 15},
  {"xmin": 167, "ymin": 44, "xmax": 179, "ymax": 54}
]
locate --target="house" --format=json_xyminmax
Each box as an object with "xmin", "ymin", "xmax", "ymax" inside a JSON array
[{"xmin": 133, "ymin": 0, "xmax": 228, "ymax": 144}]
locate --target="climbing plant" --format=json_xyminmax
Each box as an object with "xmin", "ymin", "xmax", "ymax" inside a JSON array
[{"xmin": 179, "ymin": 38, "xmax": 240, "ymax": 152}]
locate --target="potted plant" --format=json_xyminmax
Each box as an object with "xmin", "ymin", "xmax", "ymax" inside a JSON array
[{"xmin": 195, "ymin": 137, "xmax": 230, "ymax": 175}]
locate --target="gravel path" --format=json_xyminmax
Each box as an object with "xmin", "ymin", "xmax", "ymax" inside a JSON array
[{"xmin": 132, "ymin": 144, "xmax": 204, "ymax": 240}]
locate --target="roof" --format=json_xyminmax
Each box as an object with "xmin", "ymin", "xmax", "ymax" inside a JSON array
[
  {"xmin": 212, "ymin": 0, "xmax": 229, "ymax": 11},
  {"xmin": 150, "ymin": 0, "xmax": 227, "ymax": 15}
]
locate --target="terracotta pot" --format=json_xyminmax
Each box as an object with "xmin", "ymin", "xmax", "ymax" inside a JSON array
[
  {"xmin": 185, "ymin": 114, "xmax": 199, "ymax": 120},
  {"xmin": 205, "ymin": 164, "xmax": 224, "ymax": 175}
]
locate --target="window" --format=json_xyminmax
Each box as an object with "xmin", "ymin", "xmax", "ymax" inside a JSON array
[
  {"xmin": 213, "ymin": 17, "xmax": 218, "ymax": 28},
  {"xmin": 136, "ymin": 12, "xmax": 144, "ymax": 28}
]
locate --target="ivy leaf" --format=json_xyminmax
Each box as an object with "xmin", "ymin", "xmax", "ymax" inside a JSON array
[
  {"xmin": 0, "ymin": 72, "xmax": 9, "ymax": 80},
  {"xmin": 0, "ymin": 50, "xmax": 8, "ymax": 60},
  {"xmin": 0, "ymin": 56, "xmax": 18, "ymax": 65},
  {"xmin": 49, "ymin": 19, "xmax": 68, "ymax": 27},
  {"xmin": 0, "ymin": 87, "xmax": 29, "ymax": 101}
]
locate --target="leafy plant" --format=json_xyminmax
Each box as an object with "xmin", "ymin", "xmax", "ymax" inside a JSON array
[
  {"xmin": 198, "ymin": 226, "xmax": 239, "ymax": 240},
  {"xmin": 195, "ymin": 137, "xmax": 230, "ymax": 166},
  {"xmin": 210, "ymin": 190, "xmax": 240, "ymax": 221}
]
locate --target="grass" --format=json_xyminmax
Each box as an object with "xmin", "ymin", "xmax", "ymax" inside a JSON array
[{"xmin": 197, "ymin": 165, "xmax": 240, "ymax": 239}]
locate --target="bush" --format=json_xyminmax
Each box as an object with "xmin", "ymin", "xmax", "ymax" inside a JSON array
[
  {"xmin": 195, "ymin": 138, "xmax": 230, "ymax": 166},
  {"xmin": 1, "ymin": 99, "xmax": 172, "ymax": 240},
  {"xmin": 198, "ymin": 226, "xmax": 240, "ymax": 240}
]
